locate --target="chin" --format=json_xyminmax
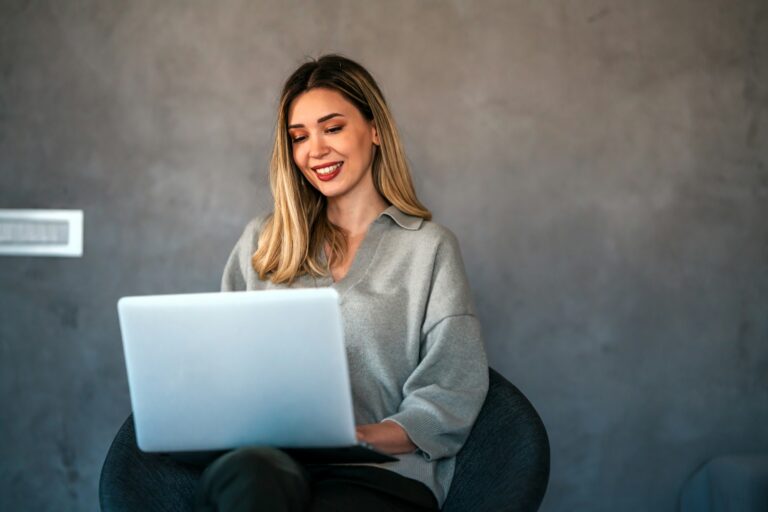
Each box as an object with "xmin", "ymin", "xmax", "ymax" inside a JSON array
[
  {"xmin": 313, "ymin": 180, "xmax": 348, "ymax": 197},
  {"xmin": 318, "ymin": 188, "xmax": 348, "ymax": 199}
]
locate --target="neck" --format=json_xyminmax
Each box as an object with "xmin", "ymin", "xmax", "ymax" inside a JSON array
[{"xmin": 326, "ymin": 193, "xmax": 389, "ymax": 237}]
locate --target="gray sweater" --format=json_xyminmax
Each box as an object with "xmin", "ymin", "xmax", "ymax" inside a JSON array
[{"xmin": 220, "ymin": 205, "xmax": 489, "ymax": 506}]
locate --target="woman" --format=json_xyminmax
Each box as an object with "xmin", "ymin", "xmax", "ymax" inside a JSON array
[{"xmin": 199, "ymin": 54, "xmax": 489, "ymax": 511}]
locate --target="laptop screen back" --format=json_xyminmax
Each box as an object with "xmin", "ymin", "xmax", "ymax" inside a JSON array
[{"xmin": 117, "ymin": 288, "xmax": 356, "ymax": 452}]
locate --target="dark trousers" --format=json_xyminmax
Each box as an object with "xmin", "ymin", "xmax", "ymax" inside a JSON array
[
  {"xmin": 101, "ymin": 419, "xmax": 438, "ymax": 511},
  {"xmin": 195, "ymin": 447, "xmax": 439, "ymax": 512}
]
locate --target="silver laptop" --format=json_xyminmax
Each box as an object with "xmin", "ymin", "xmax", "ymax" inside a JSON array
[{"xmin": 117, "ymin": 288, "xmax": 396, "ymax": 464}]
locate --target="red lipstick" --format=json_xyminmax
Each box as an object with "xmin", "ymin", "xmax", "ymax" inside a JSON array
[{"xmin": 313, "ymin": 162, "xmax": 343, "ymax": 182}]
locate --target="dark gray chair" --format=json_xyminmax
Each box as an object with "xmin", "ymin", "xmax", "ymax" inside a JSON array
[
  {"xmin": 680, "ymin": 454, "xmax": 768, "ymax": 512},
  {"xmin": 100, "ymin": 367, "xmax": 550, "ymax": 511}
]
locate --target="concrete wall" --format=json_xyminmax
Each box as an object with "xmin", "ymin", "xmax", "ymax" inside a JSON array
[{"xmin": 1, "ymin": 1, "xmax": 766, "ymax": 510}]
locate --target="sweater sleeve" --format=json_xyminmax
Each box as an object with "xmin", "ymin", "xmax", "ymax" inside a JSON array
[{"xmin": 382, "ymin": 229, "xmax": 489, "ymax": 461}]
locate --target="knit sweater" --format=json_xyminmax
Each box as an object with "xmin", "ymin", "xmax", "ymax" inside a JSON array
[{"xmin": 220, "ymin": 205, "xmax": 489, "ymax": 506}]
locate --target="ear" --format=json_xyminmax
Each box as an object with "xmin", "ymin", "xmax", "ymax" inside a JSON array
[{"xmin": 371, "ymin": 122, "xmax": 380, "ymax": 146}]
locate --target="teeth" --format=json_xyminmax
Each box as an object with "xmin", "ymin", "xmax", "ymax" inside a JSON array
[{"xmin": 315, "ymin": 162, "xmax": 342, "ymax": 175}]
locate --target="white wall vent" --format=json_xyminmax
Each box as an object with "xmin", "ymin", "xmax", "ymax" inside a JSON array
[{"xmin": 0, "ymin": 209, "xmax": 83, "ymax": 257}]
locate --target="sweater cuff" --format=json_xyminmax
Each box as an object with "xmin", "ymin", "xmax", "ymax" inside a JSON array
[{"xmin": 381, "ymin": 410, "xmax": 446, "ymax": 462}]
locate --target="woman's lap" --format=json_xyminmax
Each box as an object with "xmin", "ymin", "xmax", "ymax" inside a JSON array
[
  {"xmin": 102, "ymin": 419, "xmax": 437, "ymax": 512},
  {"xmin": 197, "ymin": 447, "xmax": 438, "ymax": 512}
]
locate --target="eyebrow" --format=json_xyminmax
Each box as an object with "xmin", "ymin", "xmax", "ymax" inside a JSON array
[{"xmin": 287, "ymin": 113, "xmax": 345, "ymax": 129}]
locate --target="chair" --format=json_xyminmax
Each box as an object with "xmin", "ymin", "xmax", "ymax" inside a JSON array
[
  {"xmin": 680, "ymin": 454, "xmax": 768, "ymax": 512},
  {"xmin": 100, "ymin": 367, "xmax": 550, "ymax": 511}
]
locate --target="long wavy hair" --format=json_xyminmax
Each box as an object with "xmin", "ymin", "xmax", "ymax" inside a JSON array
[{"xmin": 252, "ymin": 54, "xmax": 431, "ymax": 285}]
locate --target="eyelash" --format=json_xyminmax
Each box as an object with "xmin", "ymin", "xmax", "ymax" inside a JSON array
[{"xmin": 291, "ymin": 126, "xmax": 342, "ymax": 143}]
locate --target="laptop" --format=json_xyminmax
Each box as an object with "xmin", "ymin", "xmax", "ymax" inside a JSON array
[{"xmin": 117, "ymin": 288, "xmax": 397, "ymax": 465}]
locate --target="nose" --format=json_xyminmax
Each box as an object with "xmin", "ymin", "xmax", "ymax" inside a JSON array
[{"xmin": 309, "ymin": 133, "xmax": 329, "ymax": 159}]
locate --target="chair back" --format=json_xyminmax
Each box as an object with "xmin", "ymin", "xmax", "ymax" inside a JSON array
[{"xmin": 441, "ymin": 368, "xmax": 550, "ymax": 512}]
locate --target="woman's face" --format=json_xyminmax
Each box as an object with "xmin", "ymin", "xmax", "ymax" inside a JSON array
[{"xmin": 287, "ymin": 87, "xmax": 380, "ymax": 201}]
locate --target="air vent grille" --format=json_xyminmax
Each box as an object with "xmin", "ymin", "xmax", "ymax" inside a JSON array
[{"xmin": 0, "ymin": 210, "xmax": 83, "ymax": 257}]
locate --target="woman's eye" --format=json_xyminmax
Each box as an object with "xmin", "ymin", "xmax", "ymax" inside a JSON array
[{"xmin": 291, "ymin": 126, "xmax": 341, "ymax": 143}]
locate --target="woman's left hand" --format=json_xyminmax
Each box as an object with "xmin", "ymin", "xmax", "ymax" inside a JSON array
[{"xmin": 355, "ymin": 420, "xmax": 418, "ymax": 455}]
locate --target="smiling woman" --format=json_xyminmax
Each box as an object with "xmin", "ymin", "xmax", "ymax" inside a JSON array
[
  {"xmin": 209, "ymin": 54, "xmax": 489, "ymax": 511},
  {"xmin": 212, "ymin": 54, "xmax": 489, "ymax": 511}
]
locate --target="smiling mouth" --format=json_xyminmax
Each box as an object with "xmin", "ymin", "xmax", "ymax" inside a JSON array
[
  {"xmin": 312, "ymin": 162, "xmax": 344, "ymax": 174},
  {"xmin": 313, "ymin": 161, "xmax": 343, "ymax": 182}
]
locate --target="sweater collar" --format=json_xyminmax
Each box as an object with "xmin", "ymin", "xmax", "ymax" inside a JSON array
[{"xmin": 376, "ymin": 205, "xmax": 424, "ymax": 231}]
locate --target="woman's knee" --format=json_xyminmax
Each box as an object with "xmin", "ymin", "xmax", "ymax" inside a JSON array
[
  {"xmin": 207, "ymin": 447, "xmax": 305, "ymax": 482},
  {"xmin": 196, "ymin": 447, "xmax": 309, "ymax": 512}
]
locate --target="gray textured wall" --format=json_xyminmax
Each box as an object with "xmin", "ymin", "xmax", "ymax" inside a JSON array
[{"xmin": 1, "ymin": 1, "xmax": 766, "ymax": 510}]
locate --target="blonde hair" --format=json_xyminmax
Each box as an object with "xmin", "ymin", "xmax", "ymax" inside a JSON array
[{"xmin": 252, "ymin": 54, "xmax": 431, "ymax": 284}]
